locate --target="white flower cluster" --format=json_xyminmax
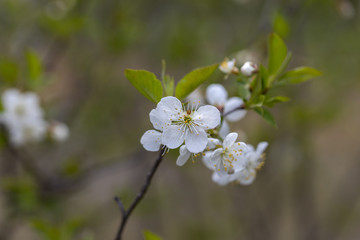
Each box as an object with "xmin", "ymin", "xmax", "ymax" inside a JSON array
[
  {"xmin": 141, "ymin": 82, "xmax": 268, "ymax": 186},
  {"xmin": 0, "ymin": 89, "xmax": 69, "ymax": 146}
]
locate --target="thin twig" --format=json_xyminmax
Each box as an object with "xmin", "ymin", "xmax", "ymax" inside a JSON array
[
  {"xmin": 114, "ymin": 196, "xmax": 126, "ymax": 216},
  {"xmin": 114, "ymin": 148, "xmax": 166, "ymax": 240}
]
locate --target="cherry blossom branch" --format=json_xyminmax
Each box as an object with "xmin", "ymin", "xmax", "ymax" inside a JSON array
[{"xmin": 114, "ymin": 147, "xmax": 166, "ymax": 240}]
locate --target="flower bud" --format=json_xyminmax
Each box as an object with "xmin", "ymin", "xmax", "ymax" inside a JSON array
[
  {"xmin": 240, "ymin": 61, "xmax": 258, "ymax": 76},
  {"xmin": 219, "ymin": 58, "xmax": 239, "ymax": 75}
]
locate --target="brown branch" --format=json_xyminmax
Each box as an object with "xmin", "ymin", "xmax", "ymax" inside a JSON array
[{"xmin": 114, "ymin": 148, "xmax": 166, "ymax": 240}]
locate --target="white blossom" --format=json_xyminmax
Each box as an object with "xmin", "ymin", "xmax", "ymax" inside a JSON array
[
  {"xmin": 0, "ymin": 89, "xmax": 47, "ymax": 146},
  {"xmin": 156, "ymin": 96, "xmax": 220, "ymax": 153},
  {"xmin": 210, "ymin": 132, "xmax": 247, "ymax": 176},
  {"xmin": 236, "ymin": 141, "xmax": 268, "ymax": 185}
]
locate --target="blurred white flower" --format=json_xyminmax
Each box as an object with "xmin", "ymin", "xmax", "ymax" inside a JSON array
[
  {"xmin": 210, "ymin": 132, "xmax": 247, "ymax": 176},
  {"xmin": 206, "ymin": 84, "xmax": 246, "ymax": 138},
  {"xmin": 236, "ymin": 141, "xmax": 268, "ymax": 185},
  {"xmin": 241, "ymin": 61, "xmax": 258, "ymax": 76},
  {"xmin": 0, "ymin": 89, "xmax": 47, "ymax": 146},
  {"xmin": 219, "ymin": 58, "xmax": 239, "ymax": 75},
  {"xmin": 209, "ymin": 141, "xmax": 268, "ymax": 186},
  {"xmin": 50, "ymin": 122, "xmax": 69, "ymax": 142}
]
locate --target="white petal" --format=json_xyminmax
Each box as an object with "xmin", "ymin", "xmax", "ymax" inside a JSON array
[
  {"xmin": 150, "ymin": 108, "xmax": 170, "ymax": 131},
  {"xmin": 223, "ymin": 132, "xmax": 238, "ymax": 149},
  {"xmin": 256, "ymin": 141, "xmax": 268, "ymax": 155},
  {"xmin": 206, "ymin": 84, "xmax": 228, "ymax": 106},
  {"xmin": 157, "ymin": 96, "xmax": 183, "ymax": 121},
  {"xmin": 224, "ymin": 97, "xmax": 246, "ymax": 122},
  {"xmin": 219, "ymin": 120, "xmax": 230, "ymax": 139},
  {"xmin": 210, "ymin": 148, "xmax": 223, "ymax": 166},
  {"xmin": 192, "ymin": 105, "xmax": 220, "ymax": 129},
  {"xmin": 215, "ymin": 159, "xmax": 227, "ymax": 177},
  {"xmin": 202, "ymin": 151, "xmax": 215, "ymax": 170},
  {"xmin": 185, "ymin": 126, "xmax": 207, "ymax": 153},
  {"xmin": 206, "ymin": 138, "xmax": 221, "ymax": 149},
  {"xmin": 212, "ymin": 172, "xmax": 231, "ymax": 186},
  {"xmin": 176, "ymin": 145, "xmax": 191, "ymax": 166},
  {"xmin": 162, "ymin": 125, "xmax": 185, "ymax": 149},
  {"xmin": 237, "ymin": 169, "xmax": 256, "ymax": 185},
  {"xmin": 140, "ymin": 130, "xmax": 162, "ymax": 152},
  {"xmin": 246, "ymin": 144, "xmax": 255, "ymax": 152}
]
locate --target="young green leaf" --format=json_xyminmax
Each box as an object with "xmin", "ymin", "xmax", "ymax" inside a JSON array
[
  {"xmin": 125, "ymin": 69, "xmax": 163, "ymax": 103},
  {"xmin": 264, "ymin": 96, "xmax": 290, "ymax": 107},
  {"xmin": 163, "ymin": 75, "xmax": 174, "ymax": 96},
  {"xmin": 143, "ymin": 230, "xmax": 163, "ymax": 240},
  {"xmin": 268, "ymin": 33, "xmax": 287, "ymax": 76},
  {"xmin": 273, "ymin": 11, "xmax": 290, "ymax": 38},
  {"xmin": 161, "ymin": 60, "xmax": 174, "ymax": 96},
  {"xmin": 26, "ymin": 49, "xmax": 43, "ymax": 81},
  {"xmin": 175, "ymin": 64, "xmax": 218, "ymax": 100},
  {"xmin": 254, "ymin": 107, "xmax": 277, "ymax": 127},
  {"xmin": 277, "ymin": 67, "xmax": 322, "ymax": 85}
]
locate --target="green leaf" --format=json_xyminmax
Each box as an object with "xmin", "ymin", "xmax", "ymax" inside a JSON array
[
  {"xmin": 264, "ymin": 96, "xmax": 290, "ymax": 107},
  {"xmin": 277, "ymin": 67, "xmax": 322, "ymax": 85},
  {"xmin": 273, "ymin": 11, "xmax": 290, "ymax": 38},
  {"xmin": 268, "ymin": 33, "xmax": 287, "ymax": 76},
  {"xmin": 125, "ymin": 69, "xmax": 163, "ymax": 103},
  {"xmin": 254, "ymin": 107, "xmax": 277, "ymax": 127},
  {"xmin": 175, "ymin": 64, "xmax": 218, "ymax": 100},
  {"xmin": 26, "ymin": 49, "xmax": 43, "ymax": 81},
  {"xmin": 143, "ymin": 230, "xmax": 163, "ymax": 240}
]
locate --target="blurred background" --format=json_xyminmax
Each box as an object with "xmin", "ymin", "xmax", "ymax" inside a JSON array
[{"xmin": 0, "ymin": 0, "xmax": 360, "ymax": 239}]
